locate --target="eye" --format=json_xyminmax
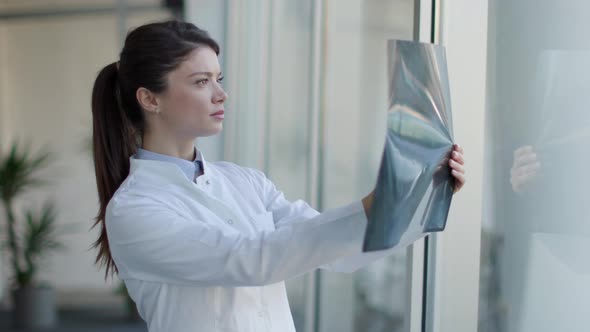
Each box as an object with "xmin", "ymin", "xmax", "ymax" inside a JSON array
[
  {"xmin": 217, "ymin": 76, "xmax": 224, "ymax": 84},
  {"xmin": 196, "ymin": 78, "xmax": 208, "ymax": 86}
]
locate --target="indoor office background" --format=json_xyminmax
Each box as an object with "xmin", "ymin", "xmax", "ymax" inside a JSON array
[{"xmin": 0, "ymin": 1, "xmax": 586, "ymax": 332}]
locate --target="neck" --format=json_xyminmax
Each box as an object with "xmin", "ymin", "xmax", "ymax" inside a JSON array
[{"xmin": 142, "ymin": 132, "xmax": 196, "ymax": 161}]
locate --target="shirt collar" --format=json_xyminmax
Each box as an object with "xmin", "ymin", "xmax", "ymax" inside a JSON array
[{"xmin": 135, "ymin": 147, "xmax": 205, "ymax": 182}]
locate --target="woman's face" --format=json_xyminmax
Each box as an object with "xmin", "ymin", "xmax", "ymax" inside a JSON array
[{"xmin": 155, "ymin": 47, "xmax": 227, "ymax": 138}]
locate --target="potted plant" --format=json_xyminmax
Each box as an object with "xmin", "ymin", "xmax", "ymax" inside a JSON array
[
  {"xmin": 115, "ymin": 281, "xmax": 142, "ymax": 322},
  {"xmin": 0, "ymin": 142, "xmax": 64, "ymax": 329}
]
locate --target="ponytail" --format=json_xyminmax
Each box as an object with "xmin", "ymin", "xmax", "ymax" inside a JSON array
[{"xmin": 91, "ymin": 62, "xmax": 139, "ymax": 278}]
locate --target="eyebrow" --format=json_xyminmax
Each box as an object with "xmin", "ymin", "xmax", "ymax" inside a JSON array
[{"xmin": 188, "ymin": 71, "xmax": 223, "ymax": 78}]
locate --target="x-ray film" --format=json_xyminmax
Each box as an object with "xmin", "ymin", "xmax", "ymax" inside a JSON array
[{"xmin": 363, "ymin": 40, "xmax": 455, "ymax": 252}]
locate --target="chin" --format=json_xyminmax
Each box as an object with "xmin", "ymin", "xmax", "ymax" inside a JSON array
[{"xmin": 195, "ymin": 124, "xmax": 223, "ymax": 137}]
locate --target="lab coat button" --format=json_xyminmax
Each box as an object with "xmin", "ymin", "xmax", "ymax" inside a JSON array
[
  {"xmin": 206, "ymin": 180, "xmax": 211, "ymax": 185},
  {"xmin": 227, "ymin": 219, "xmax": 234, "ymax": 225}
]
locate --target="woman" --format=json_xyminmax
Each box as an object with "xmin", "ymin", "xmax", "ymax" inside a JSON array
[{"xmin": 91, "ymin": 21, "xmax": 465, "ymax": 332}]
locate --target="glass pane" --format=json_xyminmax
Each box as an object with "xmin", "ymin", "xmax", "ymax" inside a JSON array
[
  {"xmin": 219, "ymin": 1, "xmax": 316, "ymax": 330},
  {"xmin": 266, "ymin": 0, "xmax": 314, "ymax": 200},
  {"xmin": 266, "ymin": 1, "xmax": 315, "ymax": 331},
  {"xmin": 480, "ymin": 1, "xmax": 590, "ymax": 331},
  {"xmin": 319, "ymin": 1, "xmax": 415, "ymax": 332}
]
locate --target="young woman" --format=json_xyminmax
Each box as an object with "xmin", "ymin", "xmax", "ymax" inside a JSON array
[{"xmin": 91, "ymin": 20, "xmax": 465, "ymax": 332}]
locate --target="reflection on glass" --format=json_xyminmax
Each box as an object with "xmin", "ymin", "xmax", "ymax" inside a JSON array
[
  {"xmin": 364, "ymin": 40, "xmax": 454, "ymax": 252},
  {"xmin": 354, "ymin": 253, "xmax": 407, "ymax": 331},
  {"xmin": 480, "ymin": 1, "xmax": 590, "ymax": 331}
]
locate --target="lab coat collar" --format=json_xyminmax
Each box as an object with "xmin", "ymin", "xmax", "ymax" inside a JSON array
[
  {"xmin": 135, "ymin": 147, "xmax": 204, "ymax": 181},
  {"xmin": 129, "ymin": 150, "xmax": 211, "ymax": 186}
]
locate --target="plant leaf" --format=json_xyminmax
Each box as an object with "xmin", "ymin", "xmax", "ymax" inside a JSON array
[
  {"xmin": 22, "ymin": 201, "xmax": 64, "ymax": 281},
  {"xmin": 0, "ymin": 141, "xmax": 53, "ymax": 202}
]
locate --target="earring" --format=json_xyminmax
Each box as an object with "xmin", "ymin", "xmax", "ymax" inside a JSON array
[{"xmin": 154, "ymin": 107, "xmax": 160, "ymax": 114}]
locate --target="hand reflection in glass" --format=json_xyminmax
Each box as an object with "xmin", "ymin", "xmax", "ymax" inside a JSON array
[{"xmin": 510, "ymin": 145, "xmax": 541, "ymax": 193}]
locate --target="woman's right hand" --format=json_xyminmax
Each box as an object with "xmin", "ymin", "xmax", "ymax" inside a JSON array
[{"xmin": 510, "ymin": 145, "xmax": 541, "ymax": 193}]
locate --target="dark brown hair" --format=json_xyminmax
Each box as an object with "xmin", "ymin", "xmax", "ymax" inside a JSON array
[{"xmin": 91, "ymin": 20, "xmax": 220, "ymax": 278}]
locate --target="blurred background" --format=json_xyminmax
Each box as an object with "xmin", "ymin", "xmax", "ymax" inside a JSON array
[{"xmin": 0, "ymin": 0, "xmax": 587, "ymax": 332}]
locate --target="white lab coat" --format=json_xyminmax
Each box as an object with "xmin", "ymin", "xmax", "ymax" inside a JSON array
[{"xmin": 106, "ymin": 155, "xmax": 410, "ymax": 332}]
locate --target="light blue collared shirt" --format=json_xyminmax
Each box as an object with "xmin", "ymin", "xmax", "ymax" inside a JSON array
[{"xmin": 135, "ymin": 147, "xmax": 204, "ymax": 182}]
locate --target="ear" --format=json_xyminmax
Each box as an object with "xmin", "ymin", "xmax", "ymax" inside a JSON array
[{"xmin": 136, "ymin": 87, "xmax": 160, "ymax": 114}]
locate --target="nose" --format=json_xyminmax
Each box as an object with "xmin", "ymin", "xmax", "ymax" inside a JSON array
[{"xmin": 213, "ymin": 84, "xmax": 228, "ymax": 104}]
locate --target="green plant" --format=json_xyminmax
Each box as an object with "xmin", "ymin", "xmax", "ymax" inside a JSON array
[
  {"xmin": 0, "ymin": 141, "xmax": 64, "ymax": 288},
  {"xmin": 115, "ymin": 281, "xmax": 141, "ymax": 321}
]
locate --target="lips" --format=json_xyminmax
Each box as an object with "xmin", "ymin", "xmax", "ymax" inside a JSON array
[{"xmin": 210, "ymin": 110, "xmax": 225, "ymax": 120}]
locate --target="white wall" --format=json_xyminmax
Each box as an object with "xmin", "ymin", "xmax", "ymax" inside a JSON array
[
  {"xmin": 0, "ymin": 15, "xmax": 120, "ymax": 294},
  {"xmin": 0, "ymin": 9, "xmax": 170, "ymax": 301}
]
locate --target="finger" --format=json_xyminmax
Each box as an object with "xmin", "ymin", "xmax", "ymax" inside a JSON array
[
  {"xmin": 449, "ymin": 159, "xmax": 465, "ymax": 174},
  {"xmin": 514, "ymin": 145, "xmax": 534, "ymax": 159},
  {"xmin": 513, "ymin": 153, "xmax": 538, "ymax": 168},
  {"xmin": 511, "ymin": 169, "xmax": 539, "ymax": 185},
  {"xmin": 511, "ymin": 165, "xmax": 540, "ymax": 182},
  {"xmin": 453, "ymin": 144, "xmax": 464, "ymax": 154},
  {"xmin": 522, "ymin": 162, "xmax": 541, "ymax": 174},
  {"xmin": 512, "ymin": 162, "xmax": 541, "ymax": 178},
  {"xmin": 512, "ymin": 171, "xmax": 538, "ymax": 192},
  {"xmin": 514, "ymin": 145, "xmax": 532, "ymax": 157},
  {"xmin": 452, "ymin": 170, "xmax": 465, "ymax": 191},
  {"xmin": 452, "ymin": 169, "xmax": 466, "ymax": 184},
  {"xmin": 451, "ymin": 150, "xmax": 465, "ymax": 165}
]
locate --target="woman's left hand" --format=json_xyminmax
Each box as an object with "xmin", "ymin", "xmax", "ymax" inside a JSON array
[{"xmin": 449, "ymin": 144, "xmax": 466, "ymax": 193}]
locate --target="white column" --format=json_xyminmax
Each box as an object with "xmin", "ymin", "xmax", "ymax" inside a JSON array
[{"xmin": 425, "ymin": 1, "xmax": 488, "ymax": 332}]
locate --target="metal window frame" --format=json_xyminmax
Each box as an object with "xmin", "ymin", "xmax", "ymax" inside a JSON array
[{"xmin": 411, "ymin": 2, "xmax": 435, "ymax": 332}]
